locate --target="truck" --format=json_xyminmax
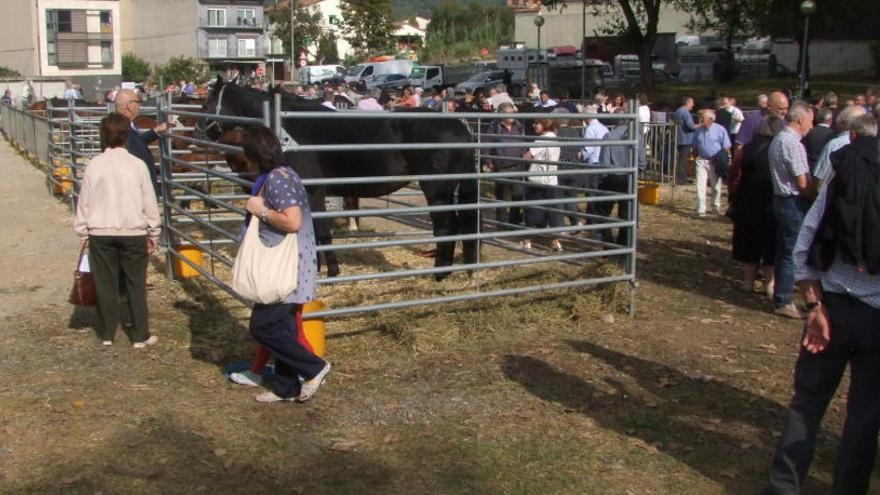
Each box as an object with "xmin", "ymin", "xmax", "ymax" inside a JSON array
[
  {"xmin": 407, "ymin": 65, "xmax": 473, "ymax": 89},
  {"xmin": 343, "ymin": 60, "xmax": 415, "ymax": 89}
]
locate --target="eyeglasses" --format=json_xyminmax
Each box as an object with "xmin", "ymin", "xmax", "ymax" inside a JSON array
[{"xmin": 130, "ymin": 99, "xmax": 142, "ymax": 104}]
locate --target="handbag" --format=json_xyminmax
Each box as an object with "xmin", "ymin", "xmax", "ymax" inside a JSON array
[
  {"xmin": 231, "ymin": 203, "xmax": 299, "ymax": 305},
  {"xmin": 69, "ymin": 245, "xmax": 97, "ymax": 307}
]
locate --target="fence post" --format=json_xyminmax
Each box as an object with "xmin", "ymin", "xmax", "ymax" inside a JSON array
[
  {"xmin": 273, "ymin": 92, "xmax": 282, "ymax": 138},
  {"xmin": 628, "ymin": 100, "xmax": 639, "ymax": 316},
  {"xmin": 67, "ymin": 99, "xmax": 77, "ymax": 211},
  {"xmin": 157, "ymin": 97, "xmax": 175, "ymax": 280}
]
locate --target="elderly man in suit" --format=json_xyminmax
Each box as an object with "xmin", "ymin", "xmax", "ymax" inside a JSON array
[
  {"xmin": 803, "ymin": 106, "xmax": 834, "ymax": 172},
  {"xmin": 114, "ymin": 89, "xmax": 167, "ymax": 196}
]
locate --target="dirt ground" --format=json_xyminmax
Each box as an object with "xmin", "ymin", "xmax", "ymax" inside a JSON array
[{"xmin": 0, "ymin": 137, "xmax": 869, "ymax": 495}]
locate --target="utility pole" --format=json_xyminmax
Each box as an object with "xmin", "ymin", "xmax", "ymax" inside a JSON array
[
  {"xmin": 580, "ymin": 0, "xmax": 585, "ymax": 99},
  {"xmin": 289, "ymin": 0, "xmax": 296, "ymax": 81}
]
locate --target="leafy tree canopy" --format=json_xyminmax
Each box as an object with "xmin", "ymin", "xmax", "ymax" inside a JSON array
[
  {"xmin": 154, "ymin": 56, "xmax": 210, "ymax": 85},
  {"xmin": 340, "ymin": 0, "xmax": 396, "ymax": 57},
  {"xmin": 122, "ymin": 52, "xmax": 151, "ymax": 82}
]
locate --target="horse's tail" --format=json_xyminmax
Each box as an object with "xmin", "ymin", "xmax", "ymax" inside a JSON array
[{"xmin": 457, "ymin": 151, "xmax": 479, "ymax": 266}]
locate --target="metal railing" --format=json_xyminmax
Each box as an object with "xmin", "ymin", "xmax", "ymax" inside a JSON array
[
  {"xmin": 2, "ymin": 97, "xmax": 644, "ymax": 320},
  {"xmin": 157, "ymin": 96, "xmax": 642, "ymax": 319}
]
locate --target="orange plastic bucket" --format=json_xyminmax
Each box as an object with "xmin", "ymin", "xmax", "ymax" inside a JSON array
[
  {"xmin": 638, "ymin": 181, "xmax": 661, "ymax": 205},
  {"xmin": 173, "ymin": 246, "xmax": 203, "ymax": 279},
  {"xmin": 52, "ymin": 166, "xmax": 73, "ymax": 195},
  {"xmin": 302, "ymin": 300, "xmax": 327, "ymax": 357}
]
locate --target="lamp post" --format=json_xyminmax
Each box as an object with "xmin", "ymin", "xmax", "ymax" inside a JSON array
[
  {"xmin": 581, "ymin": 0, "xmax": 586, "ymax": 99},
  {"xmin": 533, "ymin": 15, "xmax": 544, "ymax": 61},
  {"xmin": 798, "ymin": 0, "xmax": 817, "ymax": 100}
]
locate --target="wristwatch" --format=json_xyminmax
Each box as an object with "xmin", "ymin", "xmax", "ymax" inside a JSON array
[
  {"xmin": 259, "ymin": 207, "xmax": 269, "ymax": 222},
  {"xmin": 805, "ymin": 300, "xmax": 823, "ymax": 311}
]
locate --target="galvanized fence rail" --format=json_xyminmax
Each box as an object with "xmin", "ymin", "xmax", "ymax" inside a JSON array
[
  {"xmin": 158, "ymin": 98, "xmax": 642, "ymax": 319},
  {"xmin": 2, "ymin": 98, "xmax": 646, "ymax": 321}
]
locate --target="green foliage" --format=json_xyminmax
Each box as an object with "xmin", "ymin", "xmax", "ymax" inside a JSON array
[
  {"xmin": 339, "ymin": 0, "xmax": 396, "ymax": 58},
  {"xmin": 154, "ymin": 56, "xmax": 210, "ymax": 85},
  {"xmin": 121, "ymin": 52, "xmax": 151, "ymax": 82},
  {"xmin": 316, "ymin": 32, "xmax": 340, "ymax": 64},
  {"xmin": 392, "ymin": 0, "xmax": 501, "ymax": 19},
  {"xmin": 268, "ymin": 5, "xmax": 324, "ymax": 57},
  {"xmin": 0, "ymin": 65, "xmax": 21, "ymax": 78},
  {"xmin": 420, "ymin": 1, "xmax": 514, "ymax": 63}
]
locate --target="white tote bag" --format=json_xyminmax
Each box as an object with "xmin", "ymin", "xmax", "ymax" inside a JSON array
[{"xmin": 232, "ymin": 215, "xmax": 299, "ymax": 304}]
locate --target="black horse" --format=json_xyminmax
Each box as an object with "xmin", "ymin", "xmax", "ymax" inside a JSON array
[{"xmin": 201, "ymin": 77, "xmax": 478, "ymax": 280}]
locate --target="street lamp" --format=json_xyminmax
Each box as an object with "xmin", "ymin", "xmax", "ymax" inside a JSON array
[
  {"xmin": 533, "ymin": 15, "xmax": 544, "ymax": 62},
  {"xmin": 798, "ymin": 0, "xmax": 817, "ymax": 100}
]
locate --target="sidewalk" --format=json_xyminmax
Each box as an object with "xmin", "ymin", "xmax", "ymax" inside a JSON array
[{"xmin": 0, "ymin": 140, "xmax": 79, "ymax": 320}]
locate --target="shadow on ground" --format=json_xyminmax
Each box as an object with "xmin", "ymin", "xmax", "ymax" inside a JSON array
[{"xmin": 502, "ymin": 340, "xmax": 834, "ymax": 494}]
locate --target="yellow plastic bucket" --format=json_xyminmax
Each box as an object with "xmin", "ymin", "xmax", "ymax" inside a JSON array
[
  {"xmin": 52, "ymin": 166, "xmax": 73, "ymax": 195},
  {"xmin": 638, "ymin": 181, "xmax": 661, "ymax": 205},
  {"xmin": 302, "ymin": 300, "xmax": 327, "ymax": 357},
  {"xmin": 173, "ymin": 246, "xmax": 203, "ymax": 279}
]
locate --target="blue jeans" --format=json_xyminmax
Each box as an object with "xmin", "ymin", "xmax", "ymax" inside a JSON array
[{"xmin": 772, "ymin": 196, "xmax": 810, "ymax": 308}]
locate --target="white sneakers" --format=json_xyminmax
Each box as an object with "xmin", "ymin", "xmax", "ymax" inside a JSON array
[
  {"xmin": 132, "ymin": 335, "xmax": 158, "ymax": 349},
  {"xmin": 774, "ymin": 303, "xmax": 803, "ymax": 320},
  {"xmin": 298, "ymin": 363, "xmax": 331, "ymax": 402},
  {"xmin": 229, "ymin": 370, "xmax": 263, "ymax": 387},
  {"xmin": 241, "ymin": 362, "xmax": 331, "ymax": 403}
]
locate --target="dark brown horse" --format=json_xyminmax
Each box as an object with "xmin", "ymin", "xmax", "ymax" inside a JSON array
[{"xmin": 201, "ymin": 78, "xmax": 478, "ymax": 279}]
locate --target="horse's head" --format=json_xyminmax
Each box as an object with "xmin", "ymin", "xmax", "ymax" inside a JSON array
[{"xmin": 199, "ymin": 75, "xmax": 233, "ymax": 140}]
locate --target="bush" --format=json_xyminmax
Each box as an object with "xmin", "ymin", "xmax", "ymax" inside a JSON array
[
  {"xmin": 0, "ymin": 65, "xmax": 21, "ymax": 78},
  {"xmin": 122, "ymin": 53, "xmax": 151, "ymax": 82},
  {"xmin": 154, "ymin": 56, "xmax": 210, "ymax": 85}
]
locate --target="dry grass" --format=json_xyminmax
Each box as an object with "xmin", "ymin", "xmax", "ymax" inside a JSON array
[{"xmin": 0, "ymin": 184, "xmax": 865, "ymax": 494}]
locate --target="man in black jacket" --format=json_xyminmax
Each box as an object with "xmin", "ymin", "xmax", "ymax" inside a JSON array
[
  {"xmin": 803, "ymin": 106, "xmax": 834, "ymax": 172},
  {"xmin": 115, "ymin": 89, "xmax": 167, "ymax": 196}
]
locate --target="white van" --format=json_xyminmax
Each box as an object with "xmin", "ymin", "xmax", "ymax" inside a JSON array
[{"xmin": 343, "ymin": 60, "xmax": 415, "ymax": 88}]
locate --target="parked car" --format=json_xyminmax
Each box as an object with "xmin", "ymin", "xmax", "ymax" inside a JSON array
[
  {"xmin": 454, "ymin": 70, "xmax": 506, "ymax": 94},
  {"xmin": 365, "ymin": 73, "xmax": 411, "ymax": 91}
]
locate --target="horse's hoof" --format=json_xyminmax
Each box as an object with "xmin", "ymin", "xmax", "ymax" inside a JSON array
[
  {"xmin": 327, "ymin": 267, "xmax": 340, "ymax": 278},
  {"xmin": 433, "ymin": 272, "xmax": 451, "ymax": 282}
]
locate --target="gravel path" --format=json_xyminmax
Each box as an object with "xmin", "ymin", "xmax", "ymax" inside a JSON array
[{"xmin": 0, "ymin": 140, "xmax": 79, "ymax": 321}]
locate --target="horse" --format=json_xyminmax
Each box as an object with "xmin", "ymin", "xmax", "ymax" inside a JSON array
[{"xmin": 200, "ymin": 77, "xmax": 478, "ymax": 280}]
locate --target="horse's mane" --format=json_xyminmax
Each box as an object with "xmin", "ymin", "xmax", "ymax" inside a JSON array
[{"xmin": 215, "ymin": 82, "xmax": 331, "ymax": 113}]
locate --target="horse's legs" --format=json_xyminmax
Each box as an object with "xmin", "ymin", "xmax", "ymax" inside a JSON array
[
  {"xmin": 421, "ymin": 181, "xmax": 457, "ymax": 281},
  {"xmin": 343, "ymin": 196, "xmax": 359, "ymax": 232},
  {"xmin": 457, "ymin": 177, "xmax": 479, "ymax": 267},
  {"xmin": 309, "ymin": 188, "xmax": 340, "ymax": 277}
]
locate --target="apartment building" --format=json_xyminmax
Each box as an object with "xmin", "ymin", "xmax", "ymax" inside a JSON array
[
  {"xmin": 0, "ymin": 0, "xmax": 122, "ymax": 96},
  {"xmin": 120, "ymin": 0, "xmax": 268, "ymax": 76}
]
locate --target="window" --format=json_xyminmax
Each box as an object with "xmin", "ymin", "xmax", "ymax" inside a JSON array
[
  {"xmin": 99, "ymin": 11, "xmax": 112, "ymax": 33},
  {"xmin": 237, "ymin": 38, "xmax": 256, "ymax": 57},
  {"xmin": 57, "ymin": 10, "xmax": 72, "ymax": 32},
  {"xmin": 208, "ymin": 39, "xmax": 226, "ymax": 58},
  {"xmin": 101, "ymin": 41, "xmax": 112, "ymax": 65},
  {"xmin": 328, "ymin": 15, "xmax": 338, "ymax": 25},
  {"xmin": 237, "ymin": 9, "xmax": 256, "ymax": 27},
  {"xmin": 207, "ymin": 8, "xmax": 226, "ymax": 27},
  {"xmin": 47, "ymin": 42, "xmax": 57, "ymax": 66}
]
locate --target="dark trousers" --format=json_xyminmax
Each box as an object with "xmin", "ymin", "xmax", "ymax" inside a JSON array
[
  {"xmin": 524, "ymin": 184, "xmax": 562, "ymax": 230},
  {"xmin": 558, "ymin": 174, "xmax": 585, "ymax": 226},
  {"xmin": 593, "ymin": 174, "xmax": 632, "ymax": 246},
  {"xmin": 767, "ymin": 293, "xmax": 880, "ymax": 495},
  {"xmin": 676, "ymin": 145, "xmax": 693, "ymax": 184},
  {"xmin": 772, "ymin": 196, "xmax": 810, "ymax": 308},
  {"xmin": 494, "ymin": 175, "xmax": 523, "ymax": 226},
  {"xmin": 89, "ymin": 235, "xmax": 150, "ymax": 343},
  {"xmin": 249, "ymin": 302, "xmax": 326, "ymax": 399}
]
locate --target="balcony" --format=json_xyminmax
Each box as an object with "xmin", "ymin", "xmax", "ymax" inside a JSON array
[
  {"xmin": 199, "ymin": 18, "xmax": 265, "ymax": 30},
  {"xmin": 199, "ymin": 47, "xmax": 267, "ymax": 60}
]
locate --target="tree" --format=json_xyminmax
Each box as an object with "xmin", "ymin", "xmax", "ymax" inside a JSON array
[
  {"xmin": 154, "ymin": 56, "xmax": 210, "ymax": 85},
  {"xmin": 421, "ymin": 0, "xmax": 514, "ymax": 63},
  {"xmin": 339, "ymin": 0, "xmax": 396, "ymax": 58},
  {"xmin": 267, "ymin": 4, "xmax": 324, "ymax": 59},
  {"xmin": 122, "ymin": 52, "xmax": 151, "ymax": 82},
  {"xmin": 0, "ymin": 65, "xmax": 21, "ymax": 78},
  {"xmin": 541, "ymin": 0, "xmax": 671, "ymax": 92}
]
